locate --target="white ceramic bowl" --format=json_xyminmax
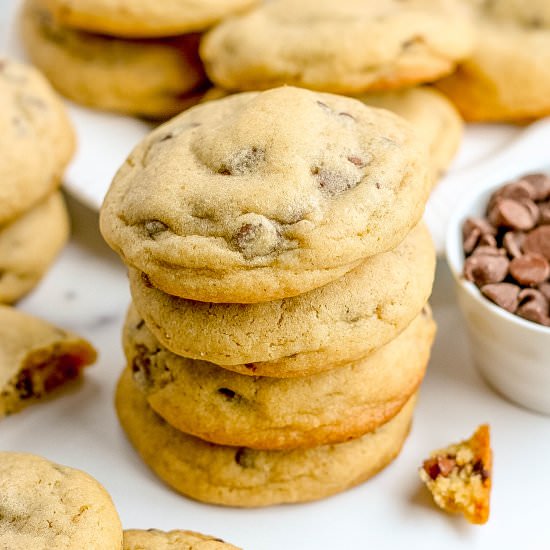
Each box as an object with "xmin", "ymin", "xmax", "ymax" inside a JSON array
[{"xmin": 446, "ymin": 176, "xmax": 550, "ymax": 415}]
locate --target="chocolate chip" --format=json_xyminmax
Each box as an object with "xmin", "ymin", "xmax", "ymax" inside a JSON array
[
  {"xmin": 464, "ymin": 254, "xmax": 509, "ymax": 285},
  {"xmin": 463, "ymin": 217, "xmax": 497, "ymax": 253},
  {"xmin": 131, "ymin": 345, "xmax": 152, "ymax": 388},
  {"xmin": 136, "ymin": 319, "xmax": 145, "ymax": 330},
  {"xmin": 517, "ymin": 289, "xmax": 550, "ymax": 325},
  {"xmin": 490, "ymin": 180, "xmax": 536, "ymax": 204},
  {"xmin": 347, "ymin": 156, "xmax": 366, "ymax": 167},
  {"xmin": 235, "ymin": 448, "xmax": 255, "ymax": 468},
  {"xmin": 463, "ymin": 227, "xmax": 481, "ymax": 255},
  {"xmin": 144, "ymin": 220, "xmax": 168, "ymax": 238},
  {"xmin": 522, "ymin": 173, "xmax": 550, "ymax": 201},
  {"xmin": 311, "ymin": 166, "xmax": 361, "ymax": 196},
  {"xmin": 141, "ymin": 272, "xmax": 153, "ymax": 289},
  {"xmin": 488, "ymin": 198, "xmax": 537, "ymax": 231},
  {"xmin": 15, "ymin": 370, "xmax": 34, "ymax": 400},
  {"xmin": 538, "ymin": 281, "xmax": 550, "ymax": 301},
  {"xmin": 481, "ymin": 283, "xmax": 520, "ymax": 313},
  {"xmin": 218, "ymin": 387, "xmax": 237, "ymax": 400},
  {"xmin": 539, "ymin": 202, "xmax": 550, "ymax": 224},
  {"xmin": 423, "ymin": 455, "xmax": 456, "ymax": 480},
  {"xmin": 523, "ymin": 226, "xmax": 550, "ymax": 260},
  {"xmin": 472, "ymin": 460, "xmax": 490, "ymax": 482},
  {"xmin": 503, "ymin": 231, "xmax": 525, "ymax": 258},
  {"xmin": 509, "ymin": 253, "xmax": 550, "ymax": 286}
]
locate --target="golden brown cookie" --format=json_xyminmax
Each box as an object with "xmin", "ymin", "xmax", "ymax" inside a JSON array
[
  {"xmin": 436, "ymin": 0, "xmax": 550, "ymax": 121},
  {"xmin": 21, "ymin": 0, "xmax": 208, "ymax": 119},
  {"xmin": 0, "ymin": 57, "xmax": 74, "ymax": 225},
  {"xmin": 420, "ymin": 425, "xmax": 492, "ymax": 524},
  {"xmin": 0, "ymin": 305, "xmax": 96, "ymax": 418},
  {"xmin": 100, "ymin": 87, "xmax": 432, "ymax": 303},
  {"xmin": 124, "ymin": 306, "xmax": 435, "ymax": 450},
  {"xmin": 200, "ymin": 0, "xmax": 475, "ymax": 93},
  {"xmin": 0, "ymin": 452, "xmax": 122, "ymax": 549},
  {"xmin": 116, "ymin": 368, "xmax": 417, "ymax": 508},
  {"xmin": 0, "ymin": 192, "xmax": 69, "ymax": 304}
]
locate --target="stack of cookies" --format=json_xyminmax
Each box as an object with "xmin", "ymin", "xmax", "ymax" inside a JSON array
[
  {"xmin": 20, "ymin": 0, "xmax": 260, "ymax": 118},
  {"xmin": 0, "ymin": 57, "xmax": 74, "ymax": 304},
  {"xmin": 100, "ymin": 86, "xmax": 437, "ymax": 506}
]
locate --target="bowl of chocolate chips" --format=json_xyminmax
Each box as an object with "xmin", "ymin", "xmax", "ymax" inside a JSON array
[{"xmin": 446, "ymin": 173, "xmax": 550, "ymax": 415}]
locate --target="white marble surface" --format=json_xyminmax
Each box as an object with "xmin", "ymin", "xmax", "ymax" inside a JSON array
[{"xmin": 3, "ymin": 195, "xmax": 550, "ymax": 549}]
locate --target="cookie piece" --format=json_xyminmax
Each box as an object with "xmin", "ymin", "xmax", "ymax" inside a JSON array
[
  {"xmin": 0, "ymin": 305, "xmax": 96, "ymax": 418},
  {"xmin": 0, "ymin": 452, "xmax": 122, "ymax": 549},
  {"xmin": 125, "ymin": 306, "xmax": 434, "ymax": 450},
  {"xmin": 124, "ymin": 529, "xmax": 240, "ymax": 549},
  {"xmin": 36, "ymin": 0, "xmax": 260, "ymax": 38},
  {"xmin": 129, "ymin": 223, "xmax": 435, "ymax": 377},
  {"xmin": 21, "ymin": 0, "xmax": 208, "ymax": 119},
  {"xmin": 0, "ymin": 57, "xmax": 74, "ymax": 226},
  {"xmin": 116, "ymin": 369, "xmax": 416, "ymax": 507},
  {"xmin": 0, "ymin": 192, "xmax": 69, "ymax": 304},
  {"xmin": 101, "ymin": 87, "xmax": 431, "ymax": 303},
  {"xmin": 356, "ymin": 88, "xmax": 463, "ymax": 183},
  {"xmin": 436, "ymin": 1, "xmax": 550, "ymax": 121},
  {"xmin": 419, "ymin": 425, "xmax": 492, "ymax": 524},
  {"xmin": 202, "ymin": 86, "xmax": 463, "ymax": 184},
  {"xmin": 200, "ymin": 0, "xmax": 475, "ymax": 94}
]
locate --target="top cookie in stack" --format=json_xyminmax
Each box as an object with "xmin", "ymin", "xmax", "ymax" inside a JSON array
[
  {"xmin": 101, "ymin": 87, "xmax": 431, "ymax": 303},
  {"xmin": 20, "ymin": 0, "xmax": 260, "ymax": 118}
]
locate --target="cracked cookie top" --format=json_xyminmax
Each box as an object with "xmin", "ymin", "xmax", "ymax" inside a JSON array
[
  {"xmin": 100, "ymin": 86, "xmax": 431, "ymax": 303},
  {"xmin": 200, "ymin": 0, "xmax": 476, "ymax": 94}
]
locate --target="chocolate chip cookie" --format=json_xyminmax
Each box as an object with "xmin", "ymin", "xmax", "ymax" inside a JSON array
[
  {"xmin": 124, "ymin": 305, "xmax": 435, "ymax": 449},
  {"xmin": 101, "ymin": 87, "xmax": 432, "ymax": 303},
  {"xmin": 0, "ymin": 305, "xmax": 96, "ymax": 418},
  {"xmin": 124, "ymin": 529, "xmax": 240, "ymax": 549},
  {"xmin": 129, "ymin": 223, "xmax": 435, "ymax": 377},
  {"xmin": 116, "ymin": 368, "xmax": 416, "ymax": 507},
  {"xmin": 36, "ymin": 0, "xmax": 260, "ymax": 37},
  {"xmin": 200, "ymin": 0, "xmax": 475, "ymax": 94},
  {"xmin": 21, "ymin": 0, "xmax": 208, "ymax": 119},
  {"xmin": 0, "ymin": 192, "xmax": 69, "ymax": 304},
  {"xmin": 0, "ymin": 57, "xmax": 74, "ymax": 226},
  {"xmin": 436, "ymin": 0, "xmax": 550, "ymax": 121},
  {"xmin": 0, "ymin": 452, "xmax": 122, "ymax": 549}
]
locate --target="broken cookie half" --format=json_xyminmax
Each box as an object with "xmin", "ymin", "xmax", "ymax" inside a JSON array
[
  {"xmin": 0, "ymin": 305, "xmax": 96, "ymax": 418},
  {"xmin": 419, "ymin": 424, "xmax": 492, "ymax": 524}
]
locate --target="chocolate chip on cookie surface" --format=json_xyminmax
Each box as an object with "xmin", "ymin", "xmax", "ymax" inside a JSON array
[{"xmin": 100, "ymin": 87, "xmax": 431, "ymax": 303}]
